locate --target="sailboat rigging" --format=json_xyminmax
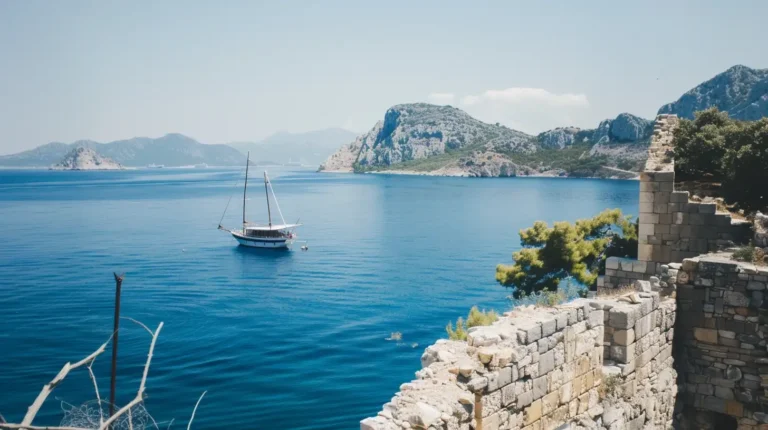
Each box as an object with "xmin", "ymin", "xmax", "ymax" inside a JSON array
[{"xmin": 219, "ymin": 152, "xmax": 301, "ymax": 249}]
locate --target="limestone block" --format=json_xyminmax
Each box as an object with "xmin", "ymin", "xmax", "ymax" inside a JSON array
[
  {"xmin": 538, "ymin": 350, "xmax": 554, "ymax": 375},
  {"xmin": 638, "ymin": 244, "xmax": 652, "ymax": 261},
  {"xmin": 639, "ymin": 201, "xmax": 654, "ymax": 214},
  {"xmin": 610, "ymin": 343, "xmax": 635, "ymax": 363},
  {"xmin": 588, "ymin": 310, "xmax": 603, "ymax": 329},
  {"xmin": 671, "ymin": 191, "xmax": 690, "ymax": 203},
  {"xmin": 640, "ymin": 192, "xmax": 654, "ymax": 203},
  {"xmin": 639, "ymin": 181, "xmax": 660, "ymax": 192},
  {"xmin": 614, "ymin": 329, "xmax": 635, "ymax": 346},
  {"xmin": 606, "ymin": 257, "xmax": 620, "ymax": 270},
  {"xmin": 660, "ymin": 181, "xmax": 674, "ymax": 192},
  {"xmin": 724, "ymin": 291, "xmax": 750, "ymax": 307},
  {"xmin": 673, "ymin": 212, "xmax": 688, "ymax": 225},
  {"xmin": 608, "ymin": 306, "xmax": 640, "ymax": 329},
  {"xmin": 524, "ymin": 399, "xmax": 542, "ymax": 425},
  {"xmin": 542, "ymin": 390, "xmax": 560, "ymax": 415},
  {"xmin": 533, "ymin": 375, "xmax": 548, "ymax": 400},
  {"xmin": 693, "ymin": 328, "xmax": 718, "ymax": 344}
]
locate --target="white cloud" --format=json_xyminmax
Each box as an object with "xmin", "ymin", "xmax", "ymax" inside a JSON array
[
  {"xmin": 462, "ymin": 88, "xmax": 588, "ymax": 107},
  {"xmin": 456, "ymin": 87, "xmax": 591, "ymax": 134},
  {"xmin": 427, "ymin": 92, "xmax": 456, "ymax": 105}
]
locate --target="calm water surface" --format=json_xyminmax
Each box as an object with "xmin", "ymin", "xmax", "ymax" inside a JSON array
[{"xmin": 0, "ymin": 169, "xmax": 637, "ymax": 429}]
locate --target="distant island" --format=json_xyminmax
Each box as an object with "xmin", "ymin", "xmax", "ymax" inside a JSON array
[
  {"xmin": 0, "ymin": 129, "xmax": 356, "ymax": 169},
  {"xmin": 50, "ymin": 147, "xmax": 124, "ymax": 170},
  {"xmin": 320, "ymin": 64, "xmax": 768, "ymax": 178}
]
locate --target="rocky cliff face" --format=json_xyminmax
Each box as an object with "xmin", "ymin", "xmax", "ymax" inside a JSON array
[
  {"xmin": 355, "ymin": 104, "xmax": 536, "ymax": 168},
  {"xmin": 537, "ymin": 127, "xmax": 579, "ymax": 149},
  {"xmin": 320, "ymin": 105, "xmax": 651, "ymax": 177},
  {"xmin": 50, "ymin": 147, "xmax": 124, "ymax": 170},
  {"xmin": 658, "ymin": 64, "xmax": 768, "ymax": 120}
]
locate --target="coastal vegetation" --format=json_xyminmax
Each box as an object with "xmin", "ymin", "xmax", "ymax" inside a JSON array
[
  {"xmin": 445, "ymin": 306, "xmax": 499, "ymax": 341},
  {"xmin": 495, "ymin": 209, "xmax": 638, "ymax": 299},
  {"xmin": 673, "ymin": 108, "xmax": 768, "ymax": 214}
]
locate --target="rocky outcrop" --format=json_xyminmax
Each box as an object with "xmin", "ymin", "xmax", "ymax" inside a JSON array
[
  {"xmin": 320, "ymin": 105, "xmax": 652, "ymax": 177},
  {"xmin": 586, "ymin": 113, "xmax": 654, "ymax": 144},
  {"xmin": 50, "ymin": 147, "xmax": 124, "ymax": 170},
  {"xmin": 658, "ymin": 64, "xmax": 768, "ymax": 120},
  {"xmin": 355, "ymin": 104, "xmax": 536, "ymax": 168},
  {"xmin": 537, "ymin": 127, "xmax": 579, "ymax": 149}
]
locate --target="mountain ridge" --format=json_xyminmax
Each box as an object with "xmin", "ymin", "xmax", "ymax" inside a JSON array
[
  {"xmin": 321, "ymin": 64, "xmax": 768, "ymax": 177},
  {"xmin": 0, "ymin": 133, "xmax": 245, "ymax": 167}
]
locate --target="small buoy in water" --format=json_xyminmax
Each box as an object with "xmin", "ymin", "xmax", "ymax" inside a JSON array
[{"xmin": 301, "ymin": 245, "xmax": 308, "ymax": 251}]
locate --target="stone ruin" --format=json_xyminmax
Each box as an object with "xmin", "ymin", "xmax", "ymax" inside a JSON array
[{"xmin": 361, "ymin": 114, "xmax": 768, "ymax": 429}]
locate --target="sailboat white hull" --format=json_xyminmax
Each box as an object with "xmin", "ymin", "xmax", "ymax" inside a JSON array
[{"xmin": 231, "ymin": 231, "xmax": 293, "ymax": 249}]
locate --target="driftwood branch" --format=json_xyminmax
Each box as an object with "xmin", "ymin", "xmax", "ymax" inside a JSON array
[
  {"xmin": 1, "ymin": 318, "xmax": 207, "ymax": 430},
  {"xmin": 97, "ymin": 322, "xmax": 163, "ymax": 430},
  {"xmin": 18, "ymin": 338, "xmax": 110, "ymax": 428},
  {"xmin": 0, "ymin": 425, "xmax": 89, "ymax": 430},
  {"xmin": 186, "ymin": 392, "xmax": 206, "ymax": 430}
]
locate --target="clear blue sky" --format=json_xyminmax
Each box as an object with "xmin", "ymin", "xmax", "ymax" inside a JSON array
[{"xmin": 1, "ymin": 0, "xmax": 766, "ymax": 154}]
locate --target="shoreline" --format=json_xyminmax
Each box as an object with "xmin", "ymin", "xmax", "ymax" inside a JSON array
[{"xmin": 318, "ymin": 168, "xmax": 640, "ymax": 181}]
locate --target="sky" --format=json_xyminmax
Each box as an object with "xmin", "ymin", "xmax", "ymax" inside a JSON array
[{"xmin": 1, "ymin": 0, "xmax": 767, "ymax": 155}]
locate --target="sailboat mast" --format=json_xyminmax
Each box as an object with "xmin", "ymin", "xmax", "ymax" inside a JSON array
[
  {"xmin": 264, "ymin": 172, "xmax": 273, "ymax": 227},
  {"xmin": 243, "ymin": 152, "xmax": 250, "ymax": 233}
]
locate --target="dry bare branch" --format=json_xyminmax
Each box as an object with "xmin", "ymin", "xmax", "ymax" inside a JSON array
[
  {"xmin": 119, "ymin": 317, "xmax": 153, "ymax": 337},
  {"xmin": 19, "ymin": 338, "xmax": 110, "ymax": 428},
  {"xmin": 86, "ymin": 364, "xmax": 103, "ymax": 427},
  {"xmin": 98, "ymin": 322, "xmax": 163, "ymax": 430},
  {"xmin": 186, "ymin": 392, "xmax": 206, "ymax": 430},
  {"xmin": 0, "ymin": 424, "xmax": 89, "ymax": 430}
]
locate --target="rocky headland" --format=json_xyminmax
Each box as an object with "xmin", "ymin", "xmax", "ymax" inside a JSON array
[{"xmin": 50, "ymin": 147, "xmax": 125, "ymax": 170}]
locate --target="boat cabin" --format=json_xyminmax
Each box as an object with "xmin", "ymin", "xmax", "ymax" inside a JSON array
[{"xmin": 243, "ymin": 223, "xmax": 299, "ymax": 239}]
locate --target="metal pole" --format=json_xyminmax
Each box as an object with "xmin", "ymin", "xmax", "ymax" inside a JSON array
[
  {"xmin": 264, "ymin": 172, "xmax": 272, "ymax": 228},
  {"xmin": 243, "ymin": 152, "xmax": 250, "ymax": 234},
  {"xmin": 109, "ymin": 273, "xmax": 123, "ymax": 421}
]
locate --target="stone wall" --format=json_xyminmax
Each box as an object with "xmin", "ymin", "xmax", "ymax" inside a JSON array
[
  {"xmin": 360, "ymin": 289, "xmax": 677, "ymax": 430},
  {"xmin": 671, "ymin": 253, "xmax": 768, "ymax": 429},
  {"xmin": 636, "ymin": 114, "xmax": 750, "ymax": 275}
]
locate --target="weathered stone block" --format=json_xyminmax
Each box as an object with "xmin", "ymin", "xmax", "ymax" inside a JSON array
[
  {"xmin": 541, "ymin": 318, "xmax": 556, "ymax": 337},
  {"xmin": 608, "ymin": 306, "xmax": 639, "ymax": 329},
  {"xmin": 610, "ymin": 343, "xmax": 635, "ymax": 364},
  {"xmin": 524, "ymin": 399, "xmax": 542, "ymax": 425},
  {"xmin": 539, "ymin": 350, "xmax": 554, "ymax": 375},
  {"xmin": 693, "ymin": 328, "xmax": 718, "ymax": 344},
  {"xmin": 533, "ymin": 375, "xmax": 548, "ymax": 400},
  {"xmin": 542, "ymin": 390, "xmax": 560, "ymax": 415},
  {"xmin": 613, "ymin": 329, "xmax": 635, "ymax": 346}
]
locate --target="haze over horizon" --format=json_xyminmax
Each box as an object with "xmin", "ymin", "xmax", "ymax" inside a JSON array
[{"xmin": 1, "ymin": 0, "xmax": 767, "ymax": 155}]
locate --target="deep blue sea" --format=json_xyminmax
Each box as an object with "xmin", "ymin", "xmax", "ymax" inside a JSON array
[{"xmin": 0, "ymin": 168, "xmax": 638, "ymax": 429}]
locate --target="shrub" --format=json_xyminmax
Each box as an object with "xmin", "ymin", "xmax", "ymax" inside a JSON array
[
  {"xmin": 446, "ymin": 307, "xmax": 498, "ymax": 341},
  {"xmin": 732, "ymin": 245, "xmax": 766, "ymax": 265},
  {"xmin": 673, "ymin": 108, "xmax": 768, "ymax": 213},
  {"xmin": 599, "ymin": 374, "xmax": 623, "ymax": 399},
  {"xmin": 496, "ymin": 209, "xmax": 637, "ymax": 298}
]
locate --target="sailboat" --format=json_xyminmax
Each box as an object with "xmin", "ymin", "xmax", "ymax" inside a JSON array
[{"xmin": 218, "ymin": 152, "xmax": 301, "ymax": 249}]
